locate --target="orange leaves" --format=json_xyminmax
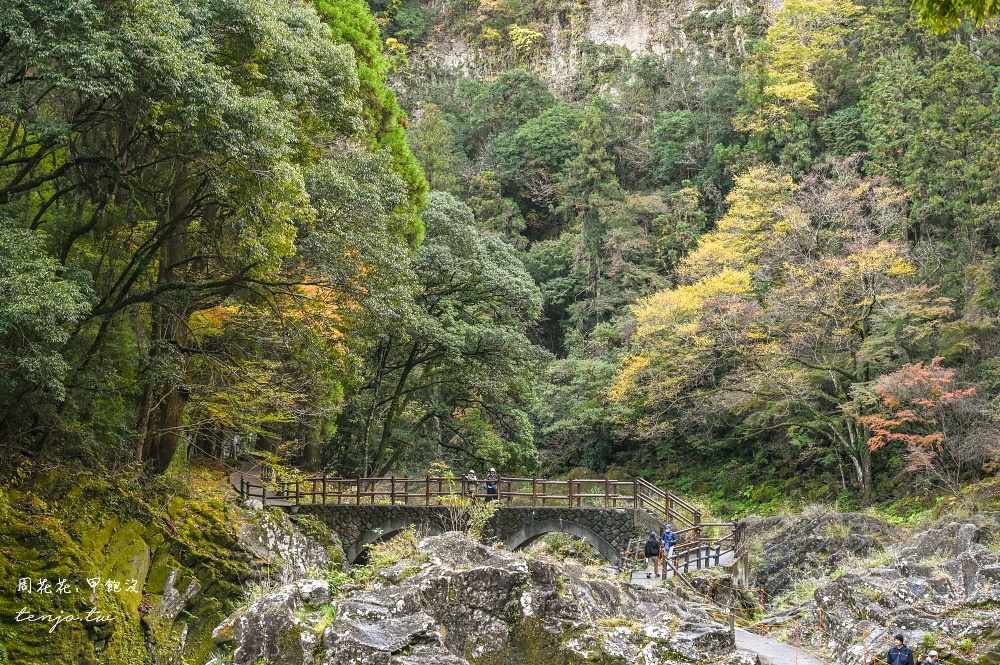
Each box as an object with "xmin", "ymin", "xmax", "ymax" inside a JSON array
[
  {"xmin": 287, "ymin": 283, "xmax": 361, "ymax": 342},
  {"xmin": 859, "ymin": 357, "xmax": 976, "ymax": 469}
]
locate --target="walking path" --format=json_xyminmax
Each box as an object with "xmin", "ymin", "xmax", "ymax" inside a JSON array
[
  {"xmin": 735, "ymin": 628, "xmax": 826, "ymax": 665},
  {"xmin": 230, "ymin": 460, "xmax": 293, "ymax": 507},
  {"xmin": 627, "ymin": 550, "xmax": 736, "ymax": 588}
]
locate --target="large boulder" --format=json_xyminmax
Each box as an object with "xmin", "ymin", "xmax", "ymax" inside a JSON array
[
  {"xmin": 237, "ymin": 510, "xmax": 343, "ymax": 584},
  {"xmin": 209, "ymin": 531, "xmax": 759, "ymax": 665},
  {"xmin": 760, "ymin": 513, "xmax": 1000, "ymax": 665}
]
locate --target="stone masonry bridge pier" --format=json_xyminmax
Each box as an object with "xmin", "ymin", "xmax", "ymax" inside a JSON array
[
  {"xmin": 293, "ymin": 504, "xmax": 646, "ymax": 564},
  {"xmin": 235, "ymin": 473, "xmax": 743, "ymax": 571}
]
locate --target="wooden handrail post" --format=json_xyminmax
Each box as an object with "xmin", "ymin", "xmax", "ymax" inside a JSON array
[
  {"xmin": 532, "ymin": 477, "xmax": 537, "ymax": 507},
  {"xmin": 633, "ymin": 479, "xmax": 638, "ymax": 510},
  {"xmin": 356, "ymin": 479, "xmax": 361, "ymax": 505},
  {"xmin": 497, "ymin": 477, "xmax": 503, "ymax": 504},
  {"xmin": 568, "ymin": 479, "xmax": 573, "ymax": 507},
  {"xmin": 604, "ymin": 477, "xmax": 609, "ymax": 509},
  {"xmin": 295, "ymin": 480, "xmax": 300, "ymax": 506},
  {"xmin": 391, "ymin": 476, "xmax": 396, "ymax": 505},
  {"xmin": 425, "ymin": 475, "xmax": 430, "ymax": 506},
  {"xmin": 322, "ymin": 477, "xmax": 327, "ymax": 505}
]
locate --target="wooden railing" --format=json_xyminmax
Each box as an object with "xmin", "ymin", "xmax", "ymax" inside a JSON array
[{"xmin": 237, "ymin": 473, "xmax": 742, "ymax": 560}]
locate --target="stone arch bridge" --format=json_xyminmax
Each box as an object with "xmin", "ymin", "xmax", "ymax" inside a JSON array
[{"xmin": 234, "ymin": 472, "xmax": 742, "ymax": 569}]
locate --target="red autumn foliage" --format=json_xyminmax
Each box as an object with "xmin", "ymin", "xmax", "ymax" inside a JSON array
[{"xmin": 860, "ymin": 357, "xmax": 976, "ymax": 471}]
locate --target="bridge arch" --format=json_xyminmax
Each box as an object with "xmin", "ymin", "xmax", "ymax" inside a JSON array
[
  {"xmin": 347, "ymin": 517, "xmax": 445, "ymax": 564},
  {"xmin": 505, "ymin": 518, "xmax": 619, "ymax": 564}
]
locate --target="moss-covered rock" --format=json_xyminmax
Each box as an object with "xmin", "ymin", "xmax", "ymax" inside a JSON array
[{"xmin": 0, "ymin": 465, "xmax": 342, "ymax": 665}]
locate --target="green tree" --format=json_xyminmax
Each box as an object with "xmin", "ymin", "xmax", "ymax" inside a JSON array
[
  {"xmin": 469, "ymin": 69, "xmax": 555, "ymax": 147},
  {"xmin": 331, "ymin": 192, "xmax": 547, "ymax": 476},
  {"xmin": 0, "ymin": 225, "xmax": 90, "ymax": 419},
  {"xmin": 492, "ymin": 104, "xmax": 585, "ymax": 210},
  {"xmin": 557, "ymin": 105, "xmax": 627, "ymax": 333},
  {"xmin": 316, "ymin": 0, "xmax": 428, "ymax": 234},
  {"xmin": 0, "ymin": 0, "xmax": 424, "ymax": 474},
  {"xmin": 409, "ymin": 104, "xmax": 464, "ymax": 194},
  {"xmin": 910, "ymin": 0, "xmax": 1000, "ymax": 32}
]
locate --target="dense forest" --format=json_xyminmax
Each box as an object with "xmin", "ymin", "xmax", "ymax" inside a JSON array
[{"xmin": 3, "ymin": 0, "xmax": 1000, "ymax": 515}]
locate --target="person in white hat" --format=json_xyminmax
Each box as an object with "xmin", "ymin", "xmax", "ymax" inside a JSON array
[
  {"xmin": 483, "ymin": 468, "xmax": 499, "ymax": 502},
  {"xmin": 921, "ymin": 650, "xmax": 939, "ymax": 664}
]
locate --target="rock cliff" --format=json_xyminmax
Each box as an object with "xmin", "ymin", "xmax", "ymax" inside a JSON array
[
  {"xmin": 722, "ymin": 510, "xmax": 1000, "ymax": 665},
  {"xmin": 209, "ymin": 531, "xmax": 759, "ymax": 665}
]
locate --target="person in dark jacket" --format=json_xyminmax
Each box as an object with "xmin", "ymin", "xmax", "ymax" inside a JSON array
[
  {"xmin": 644, "ymin": 531, "xmax": 661, "ymax": 579},
  {"xmin": 483, "ymin": 468, "xmax": 499, "ymax": 503},
  {"xmin": 888, "ymin": 634, "xmax": 915, "ymax": 665}
]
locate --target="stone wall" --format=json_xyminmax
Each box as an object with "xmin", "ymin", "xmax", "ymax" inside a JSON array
[{"xmin": 293, "ymin": 504, "xmax": 646, "ymax": 564}]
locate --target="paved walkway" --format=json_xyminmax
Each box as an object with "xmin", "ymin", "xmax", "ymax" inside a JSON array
[
  {"xmin": 230, "ymin": 460, "xmax": 293, "ymax": 507},
  {"xmin": 734, "ymin": 628, "xmax": 826, "ymax": 665},
  {"xmin": 627, "ymin": 550, "xmax": 736, "ymax": 588}
]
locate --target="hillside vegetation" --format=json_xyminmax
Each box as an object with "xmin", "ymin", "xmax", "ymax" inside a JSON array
[{"xmin": 2, "ymin": 0, "xmax": 1000, "ymax": 516}]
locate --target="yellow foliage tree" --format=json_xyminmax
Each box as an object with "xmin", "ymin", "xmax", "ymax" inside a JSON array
[
  {"xmin": 678, "ymin": 166, "xmax": 798, "ymax": 282},
  {"xmin": 612, "ymin": 162, "xmax": 957, "ymax": 503},
  {"xmin": 737, "ymin": 0, "xmax": 864, "ymax": 134}
]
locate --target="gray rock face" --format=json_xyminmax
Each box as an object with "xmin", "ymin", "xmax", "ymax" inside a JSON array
[
  {"xmin": 225, "ymin": 579, "xmax": 332, "ymax": 665},
  {"xmin": 753, "ymin": 512, "xmax": 1000, "ymax": 665},
  {"xmin": 752, "ymin": 512, "xmax": 898, "ymax": 598},
  {"xmin": 237, "ymin": 510, "xmax": 343, "ymax": 584},
  {"xmin": 210, "ymin": 531, "xmax": 758, "ymax": 665}
]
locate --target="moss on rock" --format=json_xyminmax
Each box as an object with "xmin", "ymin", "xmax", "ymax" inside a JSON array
[{"xmin": 0, "ymin": 466, "xmax": 260, "ymax": 665}]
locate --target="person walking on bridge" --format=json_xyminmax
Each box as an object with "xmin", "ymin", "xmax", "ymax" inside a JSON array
[
  {"xmin": 483, "ymin": 468, "xmax": 499, "ymax": 503},
  {"xmin": 888, "ymin": 634, "xmax": 915, "ymax": 665},
  {"xmin": 644, "ymin": 531, "xmax": 661, "ymax": 578}
]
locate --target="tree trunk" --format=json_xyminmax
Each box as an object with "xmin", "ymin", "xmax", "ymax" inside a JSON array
[
  {"xmin": 137, "ymin": 202, "xmax": 192, "ymax": 475},
  {"xmin": 137, "ymin": 295, "xmax": 192, "ymax": 474},
  {"xmin": 846, "ymin": 419, "xmax": 873, "ymax": 506},
  {"xmin": 302, "ymin": 418, "xmax": 322, "ymax": 471}
]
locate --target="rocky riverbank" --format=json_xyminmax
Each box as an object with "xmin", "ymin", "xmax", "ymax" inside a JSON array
[
  {"xmin": 689, "ymin": 508, "xmax": 1000, "ymax": 665},
  {"xmin": 207, "ymin": 531, "xmax": 759, "ymax": 665}
]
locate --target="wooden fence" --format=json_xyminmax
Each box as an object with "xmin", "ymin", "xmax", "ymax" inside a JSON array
[{"xmin": 237, "ymin": 474, "xmax": 742, "ymax": 560}]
